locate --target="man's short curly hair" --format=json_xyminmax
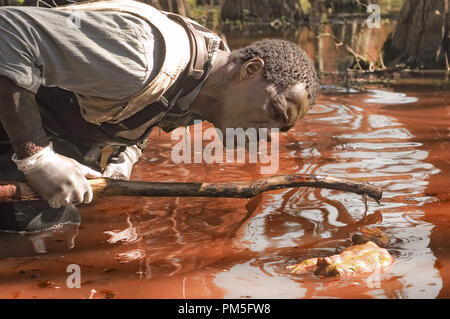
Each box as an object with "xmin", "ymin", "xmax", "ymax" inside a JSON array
[{"xmin": 229, "ymin": 39, "xmax": 319, "ymax": 105}]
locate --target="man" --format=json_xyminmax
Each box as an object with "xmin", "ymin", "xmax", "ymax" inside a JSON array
[{"xmin": 0, "ymin": 0, "xmax": 319, "ymax": 232}]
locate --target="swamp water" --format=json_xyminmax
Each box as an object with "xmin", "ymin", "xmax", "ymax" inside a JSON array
[{"xmin": 0, "ymin": 20, "xmax": 449, "ymax": 299}]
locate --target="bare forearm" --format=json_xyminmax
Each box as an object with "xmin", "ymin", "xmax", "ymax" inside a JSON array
[{"xmin": 0, "ymin": 76, "xmax": 49, "ymax": 159}]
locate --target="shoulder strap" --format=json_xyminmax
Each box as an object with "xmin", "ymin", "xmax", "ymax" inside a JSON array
[
  {"xmin": 54, "ymin": 0, "xmax": 222, "ymax": 140},
  {"xmin": 102, "ymin": 11, "xmax": 215, "ymax": 132},
  {"xmin": 55, "ymin": 0, "xmax": 191, "ymax": 124}
]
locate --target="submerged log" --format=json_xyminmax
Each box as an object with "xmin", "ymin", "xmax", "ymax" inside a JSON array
[{"xmin": 0, "ymin": 174, "xmax": 382, "ymax": 203}]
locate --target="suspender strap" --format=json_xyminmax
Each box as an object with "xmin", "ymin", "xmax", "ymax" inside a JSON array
[
  {"xmin": 100, "ymin": 13, "xmax": 212, "ymax": 133},
  {"xmin": 167, "ymin": 13, "xmax": 209, "ymax": 80}
]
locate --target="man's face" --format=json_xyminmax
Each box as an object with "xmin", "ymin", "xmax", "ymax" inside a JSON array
[{"xmin": 212, "ymin": 58, "xmax": 311, "ymax": 136}]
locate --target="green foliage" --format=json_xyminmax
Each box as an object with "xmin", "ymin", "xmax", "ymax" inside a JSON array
[
  {"xmin": 186, "ymin": 3, "xmax": 221, "ymax": 28},
  {"xmin": 242, "ymin": 9, "xmax": 250, "ymax": 19},
  {"xmin": 298, "ymin": 0, "xmax": 311, "ymax": 15},
  {"xmin": 378, "ymin": 0, "xmax": 405, "ymax": 14}
]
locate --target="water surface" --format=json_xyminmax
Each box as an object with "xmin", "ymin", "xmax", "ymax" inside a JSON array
[
  {"xmin": 0, "ymin": 85, "xmax": 448, "ymax": 299},
  {"xmin": 0, "ymin": 17, "xmax": 449, "ymax": 299}
]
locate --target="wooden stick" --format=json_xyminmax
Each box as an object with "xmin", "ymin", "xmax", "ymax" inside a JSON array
[{"xmin": 0, "ymin": 174, "xmax": 382, "ymax": 203}]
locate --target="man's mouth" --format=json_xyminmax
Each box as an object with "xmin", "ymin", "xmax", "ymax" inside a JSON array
[
  {"xmin": 257, "ymin": 128, "xmax": 272, "ymax": 142},
  {"xmin": 244, "ymin": 128, "xmax": 272, "ymax": 146},
  {"xmin": 221, "ymin": 128, "xmax": 274, "ymax": 150}
]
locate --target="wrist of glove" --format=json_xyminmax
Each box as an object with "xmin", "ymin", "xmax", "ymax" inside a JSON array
[
  {"xmin": 102, "ymin": 145, "xmax": 142, "ymax": 181},
  {"xmin": 12, "ymin": 143, "xmax": 101, "ymax": 208}
]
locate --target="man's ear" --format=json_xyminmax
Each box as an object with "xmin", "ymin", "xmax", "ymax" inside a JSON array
[{"xmin": 239, "ymin": 58, "xmax": 264, "ymax": 82}]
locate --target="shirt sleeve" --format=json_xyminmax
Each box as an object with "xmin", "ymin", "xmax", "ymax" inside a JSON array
[
  {"xmin": 0, "ymin": 8, "xmax": 42, "ymax": 93},
  {"xmin": 0, "ymin": 6, "xmax": 162, "ymax": 99}
]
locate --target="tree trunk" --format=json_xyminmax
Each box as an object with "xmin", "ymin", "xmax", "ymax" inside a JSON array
[
  {"xmin": 21, "ymin": 0, "xmax": 77, "ymax": 6},
  {"xmin": 324, "ymin": 0, "xmax": 369, "ymax": 14},
  {"xmin": 153, "ymin": 0, "xmax": 188, "ymax": 15},
  {"xmin": 221, "ymin": 0, "xmax": 304, "ymax": 22},
  {"xmin": 21, "ymin": 0, "xmax": 188, "ymax": 15},
  {"xmin": 0, "ymin": 0, "xmax": 19, "ymax": 5},
  {"xmin": 196, "ymin": 0, "xmax": 223, "ymax": 5},
  {"xmin": 383, "ymin": 0, "xmax": 449, "ymax": 69}
]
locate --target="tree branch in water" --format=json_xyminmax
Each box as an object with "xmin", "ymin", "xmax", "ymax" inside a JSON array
[{"xmin": 0, "ymin": 174, "xmax": 382, "ymax": 203}]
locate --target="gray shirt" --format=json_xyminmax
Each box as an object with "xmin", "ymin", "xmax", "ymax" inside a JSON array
[{"xmin": 0, "ymin": 6, "xmax": 163, "ymax": 123}]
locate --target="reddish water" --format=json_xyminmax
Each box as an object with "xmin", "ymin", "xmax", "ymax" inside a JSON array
[{"xmin": 0, "ymin": 85, "xmax": 448, "ymax": 299}]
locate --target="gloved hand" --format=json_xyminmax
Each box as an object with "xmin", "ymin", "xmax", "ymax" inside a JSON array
[
  {"xmin": 102, "ymin": 145, "xmax": 142, "ymax": 181},
  {"xmin": 12, "ymin": 143, "xmax": 101, "ymax": 208}
]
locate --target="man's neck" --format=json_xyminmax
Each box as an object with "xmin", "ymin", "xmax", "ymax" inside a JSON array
[{"xmin": 190, "ymin": 50, "xmax": 235, "ymax": 124}]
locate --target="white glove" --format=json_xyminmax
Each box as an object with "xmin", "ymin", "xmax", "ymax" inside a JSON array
[
  {"xmin": 102, "ymin": 145, "xmax": 142, "ymax": 181},
  {"xmin": 12, "ymin": 143, "xmax": 101, "ymax": 208}
]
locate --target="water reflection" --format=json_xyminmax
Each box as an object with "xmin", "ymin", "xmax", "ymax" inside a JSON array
[
  {"xmin": 223, "ymin": 16, "xmax": 396, "ymax": 75},
  {"xmin": 0, "ymin": 87, "xmax": 444, "ymax": 299},
  {"xmin": 213, "ymin": 88, "xmax": 442, "ymax": 298},
  {"xmin": 214, "ymin": 261, "xmax": 308, "ymax": 299},
  {"xmin": 365, "ymin": 90, "xmax": 419, "ymax": 104},
  {"xmin": 0, "ymin": 223, "xmax": 79, "ymax": 256},
  {"xmin": 0, "ymin": 13, "xmax": 448, "ymax": 298}
]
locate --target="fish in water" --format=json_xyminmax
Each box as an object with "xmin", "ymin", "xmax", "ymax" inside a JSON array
[{"xmin": 287, "ymin": 227, "xmax": 394, "ymax": 278}]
